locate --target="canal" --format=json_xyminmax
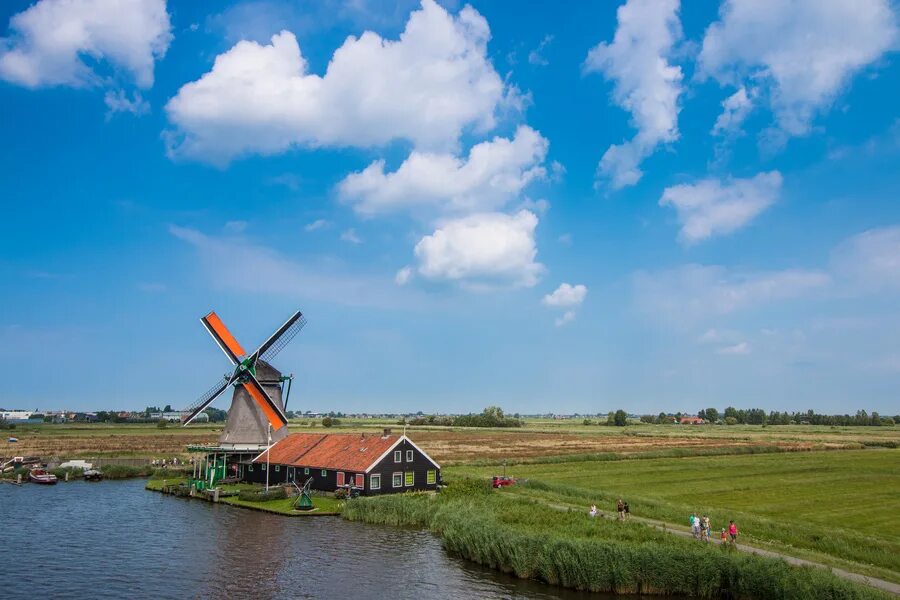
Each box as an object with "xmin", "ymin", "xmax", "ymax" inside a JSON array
[{"xmin": 2, "ymin": 479, "xmax": 648, "ymax": 599}]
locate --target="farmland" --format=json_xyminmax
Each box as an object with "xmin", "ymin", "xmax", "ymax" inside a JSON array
[
  {"xmin": 450, "ymin": 448, "xmax": 900, "ymax": 581},
  {"xmin": 5, "ymin": 419, "xmax": 898, "ymax": 463}
]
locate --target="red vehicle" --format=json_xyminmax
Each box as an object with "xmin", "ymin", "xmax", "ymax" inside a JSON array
[{"xmin": 492, "ymin": 475, "xmax": 515, "ymax": 488}]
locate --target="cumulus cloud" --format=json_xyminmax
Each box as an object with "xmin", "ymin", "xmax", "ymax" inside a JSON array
[
  {"xmin": 394, "ymin": 266, "xmax": 413, "ymax": 286},
  {"xmin": 340, "ymin": 228, "xmax": 363, "ymax": 244},
  {"xmin": 555, "ymin": 311, "xmax": 576, "ymax": 327},
  {"xmin": 699, "ymin": 0, "xmax": 898, "ymax": 139},
  {"xmin": 633, "ymin": 264, "xmax": 830, "ymax": 325},
  {"xmin": 659, "ymin": 171, "xmax": 782, "ymax": 243},
  {"xmin": 412, "ymin": 210, "xmax": 543, "ymax": 289},
  {"xmin": 584, "ymin": 0, "xmax": 682, "ymax": 189},
  {"xmin": 711, "ymin": 87, "xmax": 753, "ymax": 136},
  {"xmin": 0, "ymin": 0, "xmax": 172, "ymax": 89},
  {"xmin": 542, "ymin": 283, "xmax": 587, "ymax": 307},
  {"xmin": 338, "ymin": 126, "xmax": 548, "ymax": 216},
  {"xmin": 165, "ymin": 0, "xmax": 514, "ymax": 164},
  {"xmin": 104, "ymin": 90, "xmax": 150, "ymax": 119},
  {"xmin": 831, "ymin": 225, "xmax": 900, "ymax": 291},
  {"xmin": 304, "ymin": 219, "xmax": 330, "ymax": 232}
]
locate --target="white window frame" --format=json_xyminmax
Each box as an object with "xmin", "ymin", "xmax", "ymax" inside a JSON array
[
  {"xmin": 405, "ymin": 471, "xmax": 414, "ymax": 487},
  {"xmin": 370, "ymin": 473, "xmax": 381, "ymax": 490},
  {"xmin": 261, "ymin": 463, "xmax": 267, "ymax": 471},
  {"xmin": 392, "ymin": 472, "xmax": 403, "ymax": 488},
  {"xmin": 394, "ymin": 450, "xmax": 402, "ymax": 463},
  {"xmin": 304, "ymin": 467, "xmax": 309, "ymax": 475},
  {"xmin": 321, "ymin": 469, "xmax": 327, "ymax": 477},
  {"xmin": 406, "ymin": 450, "xmax": 413, "ymax": 462},
  {"xmin": 275, "ymin": 465, "xmax": 280, "ymax": 473},
  {"xmin": 427, "ymin": 470, "xmax": 436, "ymax": 485}
]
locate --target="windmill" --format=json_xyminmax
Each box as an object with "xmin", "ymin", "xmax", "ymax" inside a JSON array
[{"xmin": 182, "ymin": 309, "xmax": 306, "ymax": 449}]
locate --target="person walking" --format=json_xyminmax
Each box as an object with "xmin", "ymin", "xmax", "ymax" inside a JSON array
[
  {"xmin": 623, "ymin": 501, "xmax": 630, "ymax": 520},
  {"xmin": 703, "ymin": 516, "xmax": 711, "ymax": 542},
  {"xmin": 728, "ymin": 520, "xmax": 738, "ymax": 545},
  {"xmin": 690, "ymin": 514, "xmax": 700, "ymax": 539},
  {"xmin": 616, "ymin": 499, "xmax": 625, "ymax": 520},
  {"xmin": 720, "ymin": 528, "xmax": 727, "ymax": 543}
]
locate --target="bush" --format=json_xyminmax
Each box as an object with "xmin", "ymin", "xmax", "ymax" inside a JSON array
[
  {"xmin": 100, "ymin": 464, "xmax": 156, "ymax": 479},
  {"xmin": 334, "ymin": 488, "xmax": 349, "ymax": 500},
  {"xmin": 583, "ymin": 419, "xmax": 593, "ymax": 426},
  {"xmin": 156, "ymin": 419, "xmax": 168, "ymax": 429},
  {"xmin": 725, "ymin": 417, "xmax": 738, "ymax": 425},
  {"xmin": 238, "ymin": 487, "xmax": 287, "ymax": 502}
]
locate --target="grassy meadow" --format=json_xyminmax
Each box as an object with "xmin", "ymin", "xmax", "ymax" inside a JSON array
[{"xmin": 450, "ymin": 448, "xmax": 900, "ymax": 580}]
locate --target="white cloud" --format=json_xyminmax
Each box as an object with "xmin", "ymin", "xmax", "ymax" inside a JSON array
[
  {"xmin": 712, "ymin": 87, "xmax": 752, "ymax": 136},
  {"xmin": 633, "ymin": 264, "xmax": 830, "ymax": 325},
  {"xmin": 659, "ymin": 171, "xmax": 782, "ymax": 243},
  {"xmin": 338, "ymin": 125, "xmax": 548, "ymax": 216},
  {"xmin": 543, "ymin": 283, "xmax": 587, "ymax": 308},
  {"xmin": 304, "ymin": 219, "xmax": 330, "ymax": 232},
  {"xmin": 0, "ymin": 0, "xmax": 172, "ymax": 89},
  {"xmin": 831, "ymin": 225, "xmax": 900, "ymax": 291},
  {"xmin": 165, "ymin": 0, "xmax": 514, "ymax": 164},
  {"xmin": 224, "ymin": 220, "xmax": 248, "ymax": 233},
  {"xmin": 699, "ymin": 0, "xmax": 898, "ymax": 139},
  {"xmin": 340, "ymin": 228, "xmax": 363, "ymax": 244},
  {"xmin": 413, "ymin": 210, "xmax": 543, "ymax": 288},
  {"xmin": 555, "ymin": 310, "xmax": 576, "ymax": 327},
  {"xmin": 717, "ymin": 341, "xmax": 750, "ymax": 355},
  {"xmin": 104, "ymin": 90, "xmax": 150, "ymax": 119},
  {"xmin": 395, "ymin": 266, "xmax": 413, "ymax": 286},
  {"xmin": 584, "ymin": 0, "xmax": 682, "ymax": 189},
  {"xmin": 528, "ymin": 34, "xmax": 553, "ymax": 67}
]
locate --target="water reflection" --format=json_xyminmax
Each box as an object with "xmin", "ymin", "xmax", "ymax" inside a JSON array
[{"xmin": 1, "ymin": 480, "xmax": 649, "ymax": 599}]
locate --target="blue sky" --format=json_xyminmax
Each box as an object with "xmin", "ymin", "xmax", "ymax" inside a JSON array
[{"xmin": 1, "ymin": 0, "xmax": 898, "ymax": 414}]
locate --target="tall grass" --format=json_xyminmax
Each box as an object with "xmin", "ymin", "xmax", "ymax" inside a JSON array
[{"xmin": 342, "ymin": 479, "xmax": 889, "ymax": 599}]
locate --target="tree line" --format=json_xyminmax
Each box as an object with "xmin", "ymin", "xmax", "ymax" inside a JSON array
[{"xmin": 638, "ymin": 408, "xmax": 896, "ymax": 426}]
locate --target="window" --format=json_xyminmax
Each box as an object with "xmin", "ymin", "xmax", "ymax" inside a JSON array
[
  {"xmin": 304, "ymin": 468, "xmax": 309, "ymax": 475},
  {"xmin": 248, "ymin": 464, "xmax": 253, "ymax": 472},
  {"xmin": 355, "ymin": 474, "xmax": 364, "ymax": 488},
  {"xmin": 336, "ymin": 472, "xmax": 345, "ymax": 486},
  {"xmin": 275, "ymin": 465, "xmax": 280, "ymax": 472},
  {"xmin": 427, "ymin": 470, "xmax": 436, "ymax": 485},
  {"xmin": 394, "ymin": 450, "xmax": 402, "ymax": 463},
  {"xmin": 392, "ymin": 472, "xmax": 403, "ymax": 488},
  {"xmin": 406, "ymin": 450, "xmax": 413, "ymax": 462},
  {"xmin": 405, "ymin": 471, "xmax": 414, "ymax": 487},
  {"xmin": 370, "ymin": 474, "xmax": 381, "ymax": 490},
  {"xmin": 321, "ymin": 469, "xmax": 327, "ymax": 477},
  {"xmin": 261, "ymin": 464, "xmax": 267, "ymax": 471}
]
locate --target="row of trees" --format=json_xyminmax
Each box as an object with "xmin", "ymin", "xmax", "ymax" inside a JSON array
[{"xmin": 404, "ymin": 406, "xmax": 523, "ymax": 428}]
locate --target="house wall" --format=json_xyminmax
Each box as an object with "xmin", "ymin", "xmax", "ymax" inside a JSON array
[
  {"xmin": 239, "ymin": 438, "xmax": 440, "ymax": 496},
  {"xmin": 365, "ymin": 438, "xmax": 440, "ymax": 496}
]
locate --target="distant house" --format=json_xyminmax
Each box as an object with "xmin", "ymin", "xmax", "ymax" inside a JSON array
[
  {"xmin": 679, "ymin": 416, "xmax": 705, "ymax": 425},
  {"xmin": 242, "ymin": 431, "xmax": 441, "ymax": 495}
]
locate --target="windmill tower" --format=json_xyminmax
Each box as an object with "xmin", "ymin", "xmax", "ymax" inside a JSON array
[{"xmin": 182, "ymin": 310, "xmax": 306, "ymax": 450}]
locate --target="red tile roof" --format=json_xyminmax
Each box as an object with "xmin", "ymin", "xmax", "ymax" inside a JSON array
[{"xmin": 254, "ymin": 433, "xmax": 399, "ymax": 472}]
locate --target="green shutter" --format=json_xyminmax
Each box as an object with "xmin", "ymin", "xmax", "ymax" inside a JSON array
[
  {"xmin": 405, "ymin": 471, "xmax": 414, "ymax": 486},
  {"xmin": 427, "ymin": 470, "xmax": 436, "ymax": 484}
]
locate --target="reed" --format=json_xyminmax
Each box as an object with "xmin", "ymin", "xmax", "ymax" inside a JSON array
[{"xmin": 342, "ymin": 479, "xmax": 889, "ymax": 599}]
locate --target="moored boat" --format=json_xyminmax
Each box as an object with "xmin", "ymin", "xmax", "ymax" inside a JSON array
[
  {"xmin": 83, "ymin": 469, "xmax": 103, "ymax": 481},
  {"xmin": 28, "ymin": 468, "xmax": 58, "ymax": 484}
]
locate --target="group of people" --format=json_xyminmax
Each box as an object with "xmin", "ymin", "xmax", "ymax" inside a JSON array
[
  {"xmin": 690, "ymin": 513, "xmax": 739, "ymax": 545},
  {"xmin": 586, "ymin": 502, "xmax": 740, "ymax": 546}
]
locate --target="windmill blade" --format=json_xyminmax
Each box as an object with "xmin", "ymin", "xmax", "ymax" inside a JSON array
[
  {"xmin": 242, "ymin": 372, "xmax": 288, "ymax": 430},
  {"xmin": 181, "ymin": 371, "xmax": 239, "ymax": 425},
  {"xmin": 254, "ymin": 310, "xmax": 306, "ymax": 364},
  {"xmin": 201, "ymin": 311, "xmax": 246, "ymax": 365}
]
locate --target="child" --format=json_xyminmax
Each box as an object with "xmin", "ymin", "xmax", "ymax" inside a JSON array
[
  {"xmin": 720, "ymin": 528, "xmax": 727, "ymax": 543},
  {"xmin": 703, "ymin": 516, "xmax": 711, "ymax": 542}
]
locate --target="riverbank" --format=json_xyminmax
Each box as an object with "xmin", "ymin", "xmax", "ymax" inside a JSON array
[
  {"xmin": 341, "ymin": 479, "xmax": 891, "ymax": 599},
  {"xmin": 145, "ymin": 478, "xmax": 342, "ymax": 516}
]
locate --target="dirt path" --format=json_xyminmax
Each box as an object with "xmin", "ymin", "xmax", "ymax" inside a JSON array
[{"xmin": 519, "ymin": 492, "xmax": 900, "ymax": 596}]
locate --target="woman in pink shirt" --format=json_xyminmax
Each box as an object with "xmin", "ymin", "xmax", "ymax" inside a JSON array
[{"xmin": 728, "ymin": 520, "xmax": 738, "ymax": 544}]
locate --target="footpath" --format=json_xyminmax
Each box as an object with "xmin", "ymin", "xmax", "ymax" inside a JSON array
[{"xmin": 512, "ymin": 490, "xmax": 900, "ymax": 596}]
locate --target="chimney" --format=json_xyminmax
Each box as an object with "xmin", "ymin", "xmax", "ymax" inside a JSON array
[{"xmin": 382, "ymin": 427, "xmax": 392, "ymax": 438}]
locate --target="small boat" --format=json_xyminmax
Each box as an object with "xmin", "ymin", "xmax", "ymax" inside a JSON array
[
  {"xmin": 83, "ymin": 469, "xmax": 103, "ymax": 481},
  {"xmin": 28, "ymin": 468, "xmax": 58, "ymax": 485},
  {"xmin": 7, "ymin": 437, "xmax": 17, "ymax": 443}
]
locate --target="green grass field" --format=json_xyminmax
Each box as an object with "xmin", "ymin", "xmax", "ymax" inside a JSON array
[{"xmin": 449, "ymin": 448, "xmax": 900, "ymax": 580}]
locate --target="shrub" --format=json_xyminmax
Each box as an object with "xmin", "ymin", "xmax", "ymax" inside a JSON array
[
  {"xmin": 156, "ymin": 419, "xmax": 168, "ymax": 429},
  {"xmin": 334, "ymin": 488, "xmax": 349, "ymax": 500},
  {"xmin": 725, "ymin": 417, "xmax": 738, "ymax": 425},
  {"xmin": 238, "ymin": 487, "xmax": 287, "ymax": 502}
]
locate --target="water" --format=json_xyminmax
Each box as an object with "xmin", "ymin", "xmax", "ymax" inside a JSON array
[{"xmin": 0, "ymin": 480, "xmax": 632, "ymax": 599}]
